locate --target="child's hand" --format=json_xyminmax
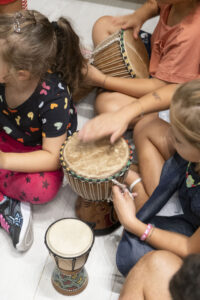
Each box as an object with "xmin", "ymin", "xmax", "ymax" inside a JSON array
[
  {"xmin": 78, "ymin": 109, "xmax": 129, "ymax": 144},
  {"xmin": 112, "ymin": 186, "xmax": 137, "ymax": 230},
  {"xmin": 110, "ymin": 13, "xmax": 144, "ymax": 39}
]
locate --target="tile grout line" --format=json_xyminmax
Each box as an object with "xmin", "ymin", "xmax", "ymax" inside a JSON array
[{"xmin": 33, "ymin": 254, "xmax": 50, "ymax": 300}]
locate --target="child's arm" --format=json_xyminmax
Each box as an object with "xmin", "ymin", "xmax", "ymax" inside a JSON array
[
  {"xmin": 79, "ymin": 84, "xmax": 178, "ymax": 143},
  {"xmin": 111, "ymin": 0, "xmax": 159, "ymax": 39},
  {"xmin": 0, "ymin": 133, "xmax": 66, "ymax": 172},
  {"xmin": 87, "ymin": 65, "xmax": 167, "ymax": 98},
  {"xmin": 103, "ymin": 76, "xmax": 167, "ymax": 98},
  {"xmin": 112, "ymin": 186, "xmax": 200, "ymax": 257}
]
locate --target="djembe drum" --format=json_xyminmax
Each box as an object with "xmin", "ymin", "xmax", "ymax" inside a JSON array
[
  {"xmin": 45, "ymin": 218, "xmax": 94, "ymax": 296},
  {"xmin": 92, "ymin": 28, "xmax": 149, "ymax": 78},
  {"xmin": 60, "ymin": 132, "xmax": 132, "ymax": 235}
]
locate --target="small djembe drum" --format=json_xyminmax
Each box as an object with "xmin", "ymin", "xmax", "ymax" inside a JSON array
[
  {"xmin": 45, "ymin": 218, "xmax": 94, "ymax": 296},
  {"xmin": 92, "ymin": 28, "xmax": 149, "ymax": 78},
  {"xmin": 60, "ymin": 132, "xmax": 132, "ymax": 235}
]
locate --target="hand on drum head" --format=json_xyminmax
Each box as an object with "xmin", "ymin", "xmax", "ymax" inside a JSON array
[
  {"xmin": 112, "ymin": 186, "xmax": 137, "ymax": 230},
  {"xmin": 78, "ymin": 110, "xmax": 129, "ymax": 144},
  {"xmin": 110, "ymin": 13, "xmax": 143, "ymax": 40}
]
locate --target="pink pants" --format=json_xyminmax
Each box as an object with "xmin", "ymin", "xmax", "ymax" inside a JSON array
[{"xmin": 0, "ymin": 131, "xmax": 63, "ymax": 204}]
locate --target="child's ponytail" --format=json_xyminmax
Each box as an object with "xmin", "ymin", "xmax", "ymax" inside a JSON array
[
  {"xmin": 0, "ymin": 11, "xmax": 87, "ymax": 94},
  {"xmin": 52, "ymin": 18, "xmax": 87, "ymax": 94}
]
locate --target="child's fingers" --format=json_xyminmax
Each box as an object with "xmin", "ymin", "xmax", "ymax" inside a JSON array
[
  {"xmin": 112, "ymin": 185, "xmax": 123, "ymax": 197},
  {"xmin": 112, "ymin": 186, "xmax": 134, "ymax": 201},
  {"xmin": 123, "ymin": 189, "xmax": 135, "ymax": 200},
  {"xmin": 110, "ymin": 126, "xmax": 127, "ymax": 144},
  {"xmin": 133, "ymin": 27, "xmax": 140, "ymax": 39}
]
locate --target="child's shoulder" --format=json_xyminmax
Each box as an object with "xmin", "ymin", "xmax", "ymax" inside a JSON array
[
  {"xmin": 45, "ymin": 72, "xmax": 69, "ymax": 89},
  {"xmin": 38, "ymin": 72, "xmax": 71, "ymax": 100},
  {"xmin": 159, "ymin": 2, "xmax": 200, "ymax": 26}
]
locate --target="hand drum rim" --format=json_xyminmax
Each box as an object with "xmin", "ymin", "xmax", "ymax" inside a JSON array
[
  {"xmin": 60, "ymin": 132, "xmax": 133, "ymax": 183},
  {"xmin": 45, "ymin": 218, "xmax": 95, "ymax": 260}
]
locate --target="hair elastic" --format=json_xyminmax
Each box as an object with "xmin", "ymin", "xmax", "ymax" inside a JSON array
[{"xmin": 51, "ymin": 21, "xmax": 59, "ymax": 31}]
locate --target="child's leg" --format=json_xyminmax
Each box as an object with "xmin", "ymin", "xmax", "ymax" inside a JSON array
[
  {"xmin": 135, "ymin": 116, "xmax": 174, "ymax": 194},
  {"xmin": 0, "ymin": 131, "xmax": 63, "ymax": 204},
  {"xmin": 125, "ymin": 115, "xmax": 174, "ymax": 211},
  {"xmin": 95, "ymin": 91, "xmax": 153, "ymax": 126},
  {"xmin": 95, "ymin": 91, "xmax": 137, "ymax": 114},
  {"xmin": 0, "ymin": 0, "xmax": 24, "ymax": 13},
  {"xmin": 116, "ymin": 215, "xmax": 193, "ymax": 276},
  {"xmin": 0, "ymin": 131, "xmax": 62, "ymax": 251},
  {"xmin": 119, "ymin": 251, "xmax": 182, "ymax": 300},
  {"xmin": 0, "ymin": 169, "xmax": 63, "ymax": 204},
  {"xmin": 92, "ymin": 16, "xmax": 122, "ymax": 47}
]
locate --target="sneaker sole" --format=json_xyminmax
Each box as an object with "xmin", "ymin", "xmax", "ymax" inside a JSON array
[{"xmin": 16, "ymin": 202, "xmax": 33, "ymax": 252}]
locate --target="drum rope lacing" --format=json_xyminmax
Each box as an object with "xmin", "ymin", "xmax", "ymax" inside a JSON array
[
  {"xmin": 92, "ymin": 31, "xmax": 120, "ymax": 56},
  {"xmin": 92, "ymin": 30, "xmax": 136, "ymax": 78}
]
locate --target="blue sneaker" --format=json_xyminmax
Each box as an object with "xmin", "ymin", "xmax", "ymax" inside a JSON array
[{"xmin": 0, "ymin": 197, "xmax": 33, "ymax": 251}]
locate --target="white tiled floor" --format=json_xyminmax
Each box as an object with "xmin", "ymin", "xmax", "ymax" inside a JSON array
[{"xmin": 0, "ymin": 1, "xmax": 160, "ymax": 299}]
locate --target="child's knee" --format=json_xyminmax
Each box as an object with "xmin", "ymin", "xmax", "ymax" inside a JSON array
[
  {"xmin": 145, "ymin": 250, "xmax": 182, "ymax": 275},
  {"xmin": 133, "ymin": 113, "xmax": 158, "ymax": 142},
  {"xmin": 95, "ymin": 92, "xmax": 125, "ymax": 114},
  {"xmin": 95, "ymin": 92, "xmax": 119, "ymax": 114},
  {"xmin": 93, "ymin": 15, "xmax": 113, "ymax": 33},
  {"xmin": 28, "ymin": 172, "xmax": 63, "ymax": 204},
  {"xmin": 92, "ymin": 16, "xmax": 116, "ymax": 45}
]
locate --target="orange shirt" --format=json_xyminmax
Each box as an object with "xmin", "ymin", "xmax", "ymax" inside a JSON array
[{"xmin": 149, "ymin": 4, "xmax": 200, "ymax": 83}]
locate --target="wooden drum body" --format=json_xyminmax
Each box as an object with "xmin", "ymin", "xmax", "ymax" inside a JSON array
[
  {"xmin": 45, "ymin": 218, "xmax": 94, "ymax": 296},
  {"xmin": 92, "ymin": 29, "xmax": 149, "ymax": 78},
  {"xmin": 60, "ymin": 132, "xmax": 132, "ymax": 234}
]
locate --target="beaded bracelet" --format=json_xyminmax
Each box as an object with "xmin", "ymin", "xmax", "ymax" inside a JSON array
[{"xmin": 140, "ymin": 223, "xmax": 153, "ymax": 241}]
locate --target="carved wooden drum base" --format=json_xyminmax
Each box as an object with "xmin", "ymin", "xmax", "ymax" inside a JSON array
[
  {"xmin": 75, "ymin": 196, "xmax": 120, "ymax": 235},
  {"xmin": 52, "ymin": 267, "xmax": 88, "ymax": 296}
]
